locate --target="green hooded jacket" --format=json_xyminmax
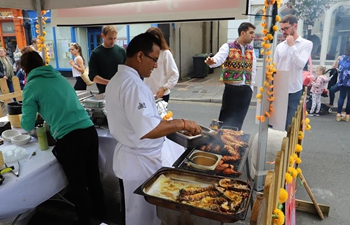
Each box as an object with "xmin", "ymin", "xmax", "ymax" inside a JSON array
[{"xmin": 20, "ymin": 65, "xmax": 93, "ymax": 139}]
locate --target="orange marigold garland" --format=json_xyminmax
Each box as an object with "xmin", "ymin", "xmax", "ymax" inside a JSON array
[
  {"xmin": 256, "ymin": 0, "xmax": 282, "ymax": 123},
  {"xmin": 36, "ymin": 10, "xmax": 50, "ymax": 65}
]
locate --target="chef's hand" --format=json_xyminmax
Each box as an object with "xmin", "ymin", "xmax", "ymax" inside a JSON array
[
  {"xmin": 204, "ymin": 57, "xmax": 216, "ymax": 66},
  {"xmin": 182, "ymin": 119, "xmax": 202, "ymax": 136},
  {"xmin": 286, "ymin": 35, "xmax": 295, "ymax": 47}
]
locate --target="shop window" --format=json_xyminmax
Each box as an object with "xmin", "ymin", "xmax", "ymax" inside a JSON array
[
  {"xmin": 253, "ymin": 9, "xmax": 264, "ymax": 58},
  {"xmin": 55, "ymin": 27, "xmax": 72, "ymax": 68},
  {"xmin": 2, "ymin": 22, "xmax": 15, "ymax": 34},
  {"xmin": 326, "ymin": 4, "xmax": 350, "ymax": 61}
]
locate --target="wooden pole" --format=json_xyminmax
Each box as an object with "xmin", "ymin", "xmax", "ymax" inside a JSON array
[{"xmin": 299, "ymin": 173, "xmax": 324, "ymax": 219}]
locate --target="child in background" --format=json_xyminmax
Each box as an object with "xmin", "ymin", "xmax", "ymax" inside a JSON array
[{"xmin": 309, "ymin": 66, "xmax": 329, "ymax": 116}]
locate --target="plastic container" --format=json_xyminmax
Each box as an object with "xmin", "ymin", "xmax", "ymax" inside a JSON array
[
  {"xmin": 7, "ymin": 102, "xmax": 22, "ymax": 115},
  {"xmin": 1, "ymin": 146, "xmax": 28, "ymax": 163},
  {"xmin": 36, "ymin": 124, "xmax": 49, "ymax": 150}
]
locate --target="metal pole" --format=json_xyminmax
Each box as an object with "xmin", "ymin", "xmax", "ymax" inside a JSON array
[
  {"xmin": 254, "ymin": 5, "xmax": 273, "ymax": 191},
  {"xmin": 36, "ymin": 0, "xmax": 45, "ymax": 60}
]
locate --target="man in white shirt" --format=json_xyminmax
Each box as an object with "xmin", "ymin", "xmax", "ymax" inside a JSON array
[
  {"xmin": 30, "ymin": 38, "xmax": 43, "ymax": 58},
  {"xmin": 105, "ymin": 32, "xmax": 201, "ymax": 225},
  {"xmin": 205, "ymin": 22, "xmax": 257, "ymax": 130},
  {"xmin": 274, "ymin": 14, "xmax": 313, "ymax": 131}
]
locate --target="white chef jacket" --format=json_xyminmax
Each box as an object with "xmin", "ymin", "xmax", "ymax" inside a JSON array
[
  {"xmin": 105, "ymin": 65, "xmax": 164, "ymax": 225},
  {"xmin": 274, "ymin": 36, "xmax": 313, "ymax": 93},
  {"xmin": 144, "ymin": 49, "xmax": 179, "ymax": 96},
  {"xmin": 209, "ymin": 41, "xmax": 257, "ymax": 91}
]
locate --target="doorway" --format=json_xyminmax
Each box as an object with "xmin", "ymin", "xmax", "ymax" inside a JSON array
[
  {"xmin": 4, "ymin": 36, "xmax": 17, "ymax": 62},
  {"xmin": 87, "ymin": 28, "xmax": 102, "ymax": 57}
]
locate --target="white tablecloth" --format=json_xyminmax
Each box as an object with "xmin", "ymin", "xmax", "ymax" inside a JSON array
[
  {"xmin": 0, "ymin": 124, "xmax": 184, "ymax": 223},
  {"xmin": 0, "ymin": 140, "xmax": 68, "ymax": 222},
  {"xmin": 96, "ymin": 129, "xmax": 185, "ymax": 176}
]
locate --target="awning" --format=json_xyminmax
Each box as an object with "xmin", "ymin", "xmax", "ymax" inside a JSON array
[
  {"xmin": 0, "ymin": 0, "xmax": 153, "ymax": 10},
  {"xmin": 51, "ymin": 0, "xmax": 249, "ymax": 27}
]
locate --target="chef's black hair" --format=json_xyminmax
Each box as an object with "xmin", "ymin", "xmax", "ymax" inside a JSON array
[{"xmin": 126, "ymin": 32, "xmax": 161, "ymax": 58}]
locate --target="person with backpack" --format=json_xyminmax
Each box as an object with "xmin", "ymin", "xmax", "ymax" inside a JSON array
[{"xmin": 335, "ymin": 44, "xmax": 350, "ymax": 122}]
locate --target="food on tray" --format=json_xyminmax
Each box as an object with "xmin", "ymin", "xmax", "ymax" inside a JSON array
[
  {"xmin": 177, "ymin": 178, "xmax": 249, "ymax": 214},
  {"xmin": 146, "ymin": 175, "xmax": 249, "ymax": 214},
  {"xmin": 196, "ymin": 129, "xmax": 249, "ymax": 176},
  {"xmin": 220, "ymin": 129, "xmax": 248, "ymax": 148},
  {"xmin": 178, "ymin": 130, "xmax": 195, "ymax": 136},
  {"xmin": 146, "ymin": 174, "xmax": 249, "ymax": 214},
  {"xmin": 146, "ymin": 174, "xmax": 210, "ymax": 201}
]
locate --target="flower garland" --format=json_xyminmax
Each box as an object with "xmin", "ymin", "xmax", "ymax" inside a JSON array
[
  {"xmin": 286, "ymin": 153, "xmax": 302, "ymax": 184},
  {"xmin": 36, "ymin": 10, "xmax": 50, "ymax": 65},
  {"xmin": 256, "ymin": 0, "xmax": 282, "ymax": 123},
  {"xmin": 163, "ymin": 111, "xmax": 173, "ymax": 120},
  {"xmin": 302, "ymin": 113, "xmax": 312, "ymax": 131},
  {"xmin": 272, "ymin": 188, "xmax": 288, "ymax": 225}
]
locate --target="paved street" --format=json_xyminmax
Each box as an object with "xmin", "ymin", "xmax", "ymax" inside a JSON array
[{"xmin": 24, "ymin": 72, "xmax": 349, "ymax": 225}]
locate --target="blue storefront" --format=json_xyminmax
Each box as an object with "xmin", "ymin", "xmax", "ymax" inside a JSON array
[{"xmin": 24, "ymin": 10, "xmax": 153, "ymax": 77}]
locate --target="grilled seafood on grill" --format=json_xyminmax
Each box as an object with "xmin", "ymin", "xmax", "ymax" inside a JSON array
[
  {"xmin": 221, "ymin": 133, "xmax": 248, "ymax": 148},
  {"xmin": 177, "ymin": 178, "xmax": 249, "ymax": 214},
  {"xmin": 215, "ymin": 156, "xmax": 242, "ymax": 175}
]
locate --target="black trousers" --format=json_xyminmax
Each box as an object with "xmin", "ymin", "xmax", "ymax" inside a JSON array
[
  {"xmin": 162, "ymin": 94, "xmax": 170, "ymax": 102},
  {"xmin": 219, "ymin": 84, "xmax": 253, "ymax": 130},
  {"xmin": 74, "ymin": 77, "xmax": 87, "ymax": 90},
  {"xmin": 53, "ymin": 126, "xmax": 105, "ymax": 225}
]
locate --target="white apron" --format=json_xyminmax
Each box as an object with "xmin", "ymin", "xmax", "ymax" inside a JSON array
[
  {"xmin": 113, "ymin": 142, "xmax": 162, "ymax": 225},
  {"xmin": 161, "ymin": 137, "xmax": 185, "ymax": 167}
]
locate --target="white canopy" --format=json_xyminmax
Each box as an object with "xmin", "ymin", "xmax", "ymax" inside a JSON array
[
  {"xmin": 0, "ymin": 0, "xmax": 153, "ymax": 10},
  {"xmin": 51, "ymin": 0, "xmax": 249, "ymax": 26}
]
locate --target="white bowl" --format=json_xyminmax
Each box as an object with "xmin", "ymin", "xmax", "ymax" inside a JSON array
[
  {"xmin": 1, "ymin": 130, "xmax": 21, "ymax": 142},
  {"xmin": 11, "ymin": 134, "xmax": 31, "ymax": 146}
]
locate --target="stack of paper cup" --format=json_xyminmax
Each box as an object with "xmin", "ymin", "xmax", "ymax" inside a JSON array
[{"xmin": 7, "ymin": 114, "xmax": 22, "ymax": 128}]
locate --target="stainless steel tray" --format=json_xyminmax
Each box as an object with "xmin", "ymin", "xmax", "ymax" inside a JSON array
[
  {"xmin": 166, "ymin": 125, "xmax": 212, "ymax": 148},
  {"xmin": 173, "ymin": 133, "xmax": 251, "ymax": 178},
  {"xmin": 83, "ymin": 94, "xmax": 105, "ymax": 108},
  {"xmin": 186, "ymin": 150, "xmax": 222, "ymax": 172},
  {"xmin": 134, "ymin": 167, "xmax": 252, "ymax": 223}
]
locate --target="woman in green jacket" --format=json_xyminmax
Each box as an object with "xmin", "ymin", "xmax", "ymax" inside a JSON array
[{"xmin": 20, "ymin": 51, "xmax": 105, "ymax": 225}]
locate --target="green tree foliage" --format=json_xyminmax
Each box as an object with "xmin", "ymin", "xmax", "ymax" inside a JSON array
[{"xmin": 286, "ymin": 0, "xmax": 333, "ymax": 26}]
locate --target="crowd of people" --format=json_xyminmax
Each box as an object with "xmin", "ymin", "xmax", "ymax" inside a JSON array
[
  {"xmin": 1, "ymin": 13, "xmax": 350, "ymax": 225},
  {"xmin": 4, "ymin": 25, "xmax": 185, "ymax": 225}
]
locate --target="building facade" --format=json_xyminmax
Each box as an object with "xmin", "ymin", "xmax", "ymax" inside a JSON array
[
  {"xmin": 0, "ymin": 8, "xmax": 26, "ymax": 61},
  {"xmin": 227, "ymin": 0, "xmax": 350, "ymax": 87}
]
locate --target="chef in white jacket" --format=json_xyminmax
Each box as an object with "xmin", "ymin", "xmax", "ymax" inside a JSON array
[{"xmin": 105, "ymin": 32, "xmax": 202, "ymax": 225}]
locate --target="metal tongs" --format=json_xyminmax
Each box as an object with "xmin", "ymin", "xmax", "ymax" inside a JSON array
[
  {"xmin": 4, "ymin": 162, "xmax": 19, "ymax": 177},
  {"xmin": 201, "ymin": 129, "xmax": 217, "ymax": 138}
]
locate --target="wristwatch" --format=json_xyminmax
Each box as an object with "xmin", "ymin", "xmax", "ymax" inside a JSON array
[{"xmin": 162, "ymin": 86, "xmax": 168, "ymax": 91}]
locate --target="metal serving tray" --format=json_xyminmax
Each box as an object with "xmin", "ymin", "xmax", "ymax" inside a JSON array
[
  {"xmin": 173, "ymin": 133, "xmax": 251, "ymax": 178},
  {"xmin": 134, "ymin": 167, "xmax": 252, "ymax": 223},
  {"xmin": 83, "ymin": 94, "xmax": 105, "ymax": 108},
  {"xmin": 166, "ymin": 125, "xmax": 212, "ymax": 148}
]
